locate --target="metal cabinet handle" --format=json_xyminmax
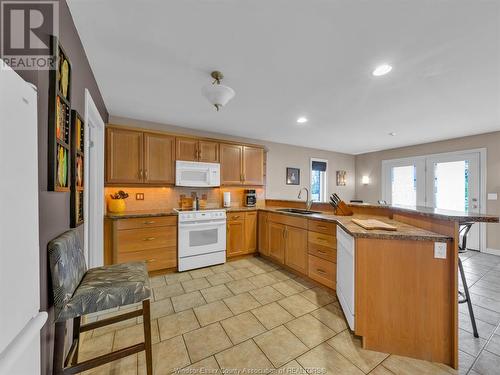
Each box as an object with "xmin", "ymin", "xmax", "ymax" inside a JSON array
[
  {"xmin": 143, "ymin": 237, "xmax": 156, "ymax": 241},
  {"xmin": 143, "ymin": 221, "xmax": 155, "ymax": 225},
  {"xmin": 144, "ymin": 170, "xmax": 148, "ymax": 179},
  {"xmin": 145, "ymin": 258, "xmax": 157, "ymax": 263},
  {"xmin": 317, "ymin": 250, "xmax": 326, "ymax": 254},
  {"xmin": 318, "ymin": 237, "xmax": 329, "ymax": 242},
  {"xmin": 317, "ymin": 225, "xmax": 327, "ymax": 229},
  {"xmin": 316, "ymin": 268, "xmax": 326, "ymax": 274}
]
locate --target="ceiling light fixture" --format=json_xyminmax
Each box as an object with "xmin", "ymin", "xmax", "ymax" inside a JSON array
[
  {"xmin": 297, "ymin": 117, "xmax": 308, "ymax": 124},
  {"xmin": 202, "ymin": 71, "xmax": 235, "ymax": 111},
  {"xmin": 372, "ymin": 64, "xmax": 392, "ymax": 76}
]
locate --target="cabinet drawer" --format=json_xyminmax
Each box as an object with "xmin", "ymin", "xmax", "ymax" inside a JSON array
[
  {"xmin": 308, "ymin": 220, "xmax": 336, "ymax": 235},
  {"xmin": 308, "ymin": 255, "xmax": 336, "ymax": 289},
  {"xmin": 227, "ymin": 212, "xmax": 245, "ymax": 221},
  {"xmin": 117, "ymin": 247, "xmax": 176, "ymax": 272},
  {"xmin": 116, "ymin": 216, "xmax": 177, "ymax": 230},
  {"xmin": 117, "ymin": 226, "xmax": 176, "ymax": 253},
  {"xmin": 308, "ymin": 242, "xmax": 337, "ymax": 262},
  {"xmin": 308, "ymin": 231, "xmax": 336, "ymax": 249},
  {"xmin": 267, "ymin": 213, "xmax": 307, "ymax": 229}
]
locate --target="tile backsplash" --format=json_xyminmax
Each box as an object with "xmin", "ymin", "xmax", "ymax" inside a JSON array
[{"xmin": 104, "ymin": 186, "xmax": 265, "ymax": 213}]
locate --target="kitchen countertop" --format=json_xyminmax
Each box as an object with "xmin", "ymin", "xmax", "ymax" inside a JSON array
[
  {"xmin": 259, "ymin": 207, "xmax": 452, "ymax": 241},
  {"xmin": 105, "ymin": 209, "xmax": 178, "ymax": 219},
  {"xmin": 104, "ymin": 205, "xmax": 494, "ymax": 241},
  {"xmin": 349, "ymin": 202, "xmax": 499, "ymax": 223}
]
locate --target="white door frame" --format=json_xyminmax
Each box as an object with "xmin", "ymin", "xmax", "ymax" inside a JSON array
[
  {"xmin": 381, "ymin": 148, "xmax": 487, "ymax": 252},
  {"xmin": 84, "ymin": 89, "xmax": 105, "ymax": 268}
]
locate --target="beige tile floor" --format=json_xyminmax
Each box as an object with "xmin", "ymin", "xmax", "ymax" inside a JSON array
[{"xmin": 78, "ymin": 252, "xmax": 500, "ymax": 375}]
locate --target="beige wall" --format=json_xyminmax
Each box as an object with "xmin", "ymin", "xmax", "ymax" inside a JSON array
[
  {"xmin": 109, "ymin": 116, "xmax": 356, "ymax": 203},
  {"xmin": 355, "ymin": 131, "xmax": 500, "ymax": 250}
]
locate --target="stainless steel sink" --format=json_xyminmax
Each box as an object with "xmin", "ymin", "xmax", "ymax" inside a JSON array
[{"xmin": 275, "ymin": 208, "xmax": 321, "ymax": 215}]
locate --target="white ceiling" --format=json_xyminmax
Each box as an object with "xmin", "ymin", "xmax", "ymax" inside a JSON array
[{"xmin": 67, "ymin": 0, "xmax": 500, "ymax": 154}]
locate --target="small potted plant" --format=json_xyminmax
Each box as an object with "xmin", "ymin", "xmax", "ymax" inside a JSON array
[{"xmin": 108, "ymin": 190, "xmax": 129, "ymax": 213}]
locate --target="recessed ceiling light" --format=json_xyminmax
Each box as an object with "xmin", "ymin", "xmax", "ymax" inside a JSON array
[
  {"xmin": 389, "ymin": 132, "xmax": 397, "ymax": 136},
  {"xmin": 297, "ymin": 117, "xmax": 308, "ymax": 124},
  {"xmin": 372, "ymin": 64, "xmax": 392, "ymax": 76}
]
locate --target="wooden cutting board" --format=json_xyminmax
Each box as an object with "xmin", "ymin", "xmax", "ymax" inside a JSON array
[{"xmin": 351, "ymin": 218, "xmax": 397, "ymax": 231}]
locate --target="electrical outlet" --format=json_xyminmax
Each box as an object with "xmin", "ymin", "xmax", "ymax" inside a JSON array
[
  {"xmin": 136, "ymin": 193, "xmax": 144, "ymax": 200},
  {"xmin": 434, "ymin": 242, "xmax": 447, "ymax": 259}
]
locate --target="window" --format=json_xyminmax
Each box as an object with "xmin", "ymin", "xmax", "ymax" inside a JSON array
[
  {"xmin": 311, "ymin": 159, "xmax": 328, "ymax": 202},
  {"xmin": 391, "ymin": 165, "xmax": 417, "ymax": 206}
]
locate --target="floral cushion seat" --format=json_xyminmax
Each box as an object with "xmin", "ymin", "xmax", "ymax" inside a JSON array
[{"xmin": 48, "ymin": 229, "xmax": 151, "ymax": 322}]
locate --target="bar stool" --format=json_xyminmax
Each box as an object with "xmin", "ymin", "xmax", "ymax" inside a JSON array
[
  {"xmin": 458, "ymin": 222, "xmax": 479, "ymax": 338},
  {"xmin": 48, "ymin": 229, "xmax": 153, "ymax": 374}
]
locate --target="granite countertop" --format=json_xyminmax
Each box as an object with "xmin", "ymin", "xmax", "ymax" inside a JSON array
[
  {"xmin": 105, "ymin": 209, "xmax": 178, "ymax": 219},
  {"xmin": 259, "ymin": 207, "xmax": 452, "ymax": 241},
  {"xmin": 349, "ymin": 202, "xmax": 499, "ymax": 223}
]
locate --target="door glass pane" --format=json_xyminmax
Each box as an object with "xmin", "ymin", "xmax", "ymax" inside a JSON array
[
  {"xmin": 189, "ymin": 228, "xmax": 218, "ymax": 247},
  {"xmin": 434, "ymin": 160, "xmax": 469, "ymax": 212},
  {"xmin": 391, "ymin": 165, "xmax": 416, "ymax": 206}
]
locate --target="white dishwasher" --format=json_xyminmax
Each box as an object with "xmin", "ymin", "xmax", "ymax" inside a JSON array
[{"xmin": 336, "ymin": 226, "xmax": 355, "ymax": 330}]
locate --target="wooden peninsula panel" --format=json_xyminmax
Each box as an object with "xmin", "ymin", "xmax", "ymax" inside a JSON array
[{"xmin": 355, "ymin": 237, "xmax": 454, "ymax": 365}]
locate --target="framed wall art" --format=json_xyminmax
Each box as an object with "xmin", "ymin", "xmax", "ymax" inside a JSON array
[
  {"xmin": 286, "ymin": 167, "xmax": 300, "ymax": 185},
  {"xmin": 70, "ymin": 110, "xmax": 84, "ymax": 227},
  {"xmin": 48, "ymin": 35, "xmax": 72, "ymax": 192}
]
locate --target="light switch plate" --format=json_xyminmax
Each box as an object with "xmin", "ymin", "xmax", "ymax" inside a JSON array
[
  {"xmin": 434, "ymin": 242, "xmax": 447, "ymax": 259},
  {"xmin": 488, "ymin": 193, "xmax": 498, "ymax": 201}
]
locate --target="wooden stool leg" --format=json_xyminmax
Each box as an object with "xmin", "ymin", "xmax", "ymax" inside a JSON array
[
  {"xmin": 72, "ymin": 316, "xmax": 81, "ymax": 365},
  {"xmin": 53, "ymin": 321, "xmax": 66, "ymax": 375},
  {"xmin": 142, "ymin": 299, "xmax": 153, "ymax": 375}
]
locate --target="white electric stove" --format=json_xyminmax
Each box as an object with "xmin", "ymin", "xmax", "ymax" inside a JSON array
[{"xmin": 176, "ymin": 209, "xmax": 227, "ymax": 271}]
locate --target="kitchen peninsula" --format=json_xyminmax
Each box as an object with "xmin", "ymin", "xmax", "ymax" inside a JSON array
[{"xmin": 105, "ymin": 198, "xmax": 498, "ymax": 370}]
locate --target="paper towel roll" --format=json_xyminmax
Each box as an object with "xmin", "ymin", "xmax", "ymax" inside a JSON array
[{"xmin": 223, "ymin": 192, "xmax": 231, "ymax": 208}]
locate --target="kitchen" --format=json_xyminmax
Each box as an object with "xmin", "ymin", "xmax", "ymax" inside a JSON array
[{"xmin": 1, "ymin": 1, "xmax": 499, "ymax": 375}]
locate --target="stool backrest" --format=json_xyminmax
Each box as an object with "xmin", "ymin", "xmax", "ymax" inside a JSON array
[{"xmin": 48, "ymin": 229, "xmax": 87, "ymax": 320}]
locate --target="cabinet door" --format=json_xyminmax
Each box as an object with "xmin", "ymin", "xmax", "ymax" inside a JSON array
[
  {"xmin": 176, "ymin": 137, "xmax": 198, "ymax": 161},
  {"xmin": 244, "ymin": 211, "xmax": 257, "ymax": 253},
  {"xmin": 242, "ymin": 146, "xmax": 264, "ymax": 185},
  {"xmin": 144, "ymin": 133, "xmax": 175, "ymax": 184},
  {"xmin": 268, "ymin": 222, "xmax": 286, "ymax": 264},
  {"xmin": 227, "ymin": 220, "xmax": 245, "ymax": 257},
  {"xmin": 258, "ymin": 212, "xmax": 269, "ymax": 256},
  {"xmin": 106, "ymin": 128, "xmax": 143, "ymax": 183},
  {"xmin": 198, "ymin": 140, "xmax": 219, "ymax": 163},
  {"xmin": 220, "ymin": 143, "xmax": 243, "ymax": 185},
  {"xmin": 285, "ymin": 226, "xmax": 308, "ymax": 274}
]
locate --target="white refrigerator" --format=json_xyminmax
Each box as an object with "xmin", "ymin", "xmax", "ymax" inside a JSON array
[{"xmin": 0, "ymin": 60, "xmax": 47, "ymax": 374}]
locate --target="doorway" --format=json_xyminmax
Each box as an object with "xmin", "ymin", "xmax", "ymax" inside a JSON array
[
  {"xmin": 84, "ymin": 89, "xmax": 105, "ymax": 268},
  {"xmin": 382, "ymin": 149, "xmax": 486, "ymax": 251}
]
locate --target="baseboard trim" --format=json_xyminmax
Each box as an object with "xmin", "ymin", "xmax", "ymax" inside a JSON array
[{"xmin": 484, "ymin": 248, "xmax": 500, "ymax": 256}]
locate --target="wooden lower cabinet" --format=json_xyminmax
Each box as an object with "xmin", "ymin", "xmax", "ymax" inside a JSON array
[
  {"xmin": 285, "ymin": 226, "xmax": 308, "ymax": 274},
  {"xmin": 104, "ymin": 215, "xmax": 177, "ymax": 272},
  {"xmin": 268, "ymin": 222, "xmax": 286, "ymax": 263},
  {"xmin": 227, "ymin": 211, "xmax": 257, "ymax": 257},
  {"xmin": 258, "ymin": 211, "xmax": 269, "ymax": 256},
  {"xmin": 265, "ymin": 215, "xmax": 337, "ymax": 290}
]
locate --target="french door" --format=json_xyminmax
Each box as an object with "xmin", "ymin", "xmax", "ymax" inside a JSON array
[{"xmin": 383, "ymin": 151, "xmax": 483, "ymax": 250}]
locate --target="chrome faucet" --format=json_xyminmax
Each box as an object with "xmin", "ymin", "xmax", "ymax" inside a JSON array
[{"xmin": 298, "ymin": 187, "xmax": 313, "ymax": 211}]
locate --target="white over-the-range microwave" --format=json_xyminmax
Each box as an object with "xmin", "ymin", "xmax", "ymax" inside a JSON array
[{"xmin": 175, "ymin": 160, "xmax": 221, "ymax": 187}]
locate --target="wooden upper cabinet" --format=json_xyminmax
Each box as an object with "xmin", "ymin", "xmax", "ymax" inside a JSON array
[
  {"xmin": 285, "ymin": 226, "xmax": 308, "ymax": 274},
  {"xmin": 268, "ymin": 222, "xmax": 286, "ymax": 263},
  {"xmin": 198, "ymin": 140, "xmax": 219, "ymax": 163},
  {"xmin": 244, "ymin": 211, "xmax": 257, "ymax": 253},
  {"xmin": 242, "ymin": 146, "xmax": 264, "ymax": 185},
  {"xmin": 176, "ymin": 137, "xmax": 219, "ymax": 163},
  {"xmin": 176, "ymin": 137, "xmax": 198, "ymax": 161},
  {"xmin": 144, "ymin": 133, "xmax": 175, "ymax": 184},
  {"xmin": 106, "ymin": 128, "xmax": 143, "ymax": 183},
  {"xmin": 220, "ymin": 143, "xmax": 243, "ymax": 185}
]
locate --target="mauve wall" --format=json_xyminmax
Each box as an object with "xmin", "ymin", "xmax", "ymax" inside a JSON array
[{"xmin": 1, "ymin": 1, "xmax": 108, "ymax": 373}]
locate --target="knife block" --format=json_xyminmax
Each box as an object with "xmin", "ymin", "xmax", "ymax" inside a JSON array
[{"xmin": 334, "ymin": 200, "xmax": 353, "ymax": 216}]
